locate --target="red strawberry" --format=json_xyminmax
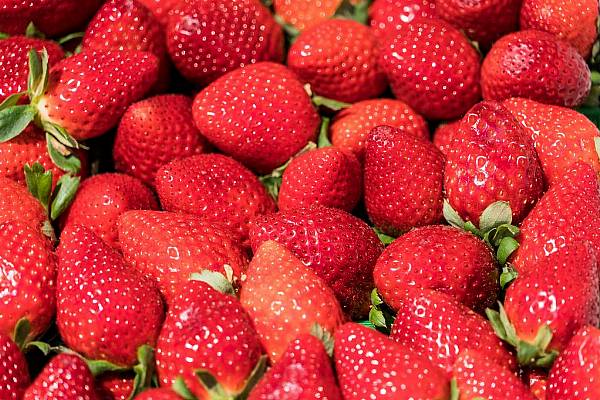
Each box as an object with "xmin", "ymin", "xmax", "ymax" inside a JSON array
[
  {"xmin": 334, "ymin": 322, "xmax": 450, "ymax": 399},
  {"xmin": 527, "ymin": 371, "xmax": 548, "ymax": 400},
  {"xmin": 278, "ymin": 147, "xmax": 362, "ymax": 212},
  {"xmin": 240, "ymin": 241, "xmax": 344, "ymax": 361},
  {"xmin": 379, "ymin": 18, "xmax": 481, "ymax": 120},
  {"xmin": 432, "ymin": 120, "xmax": 459, "ymax": 156},
  {"xmin": 0, "ymin": 176, "xmax": 50, "ymax": 233},
  {"xmin": 113, "ymin": 95, "xmax": 210, "ymax": 186},
  {"xmin": 481, "ymin": 30, "xmax": 591, "ymax": 107},
  {"xmin": 249, "ymin": 206, "xmax": 384, "ymax": 319},
  {"xmin": 61, "ymin": 173, "xmax": 158, "ymax": 248},
  {"xmin": 193, "ymin": 62, "xmax": 320, "ymax": 173},
  {"xmin": 96, "ymin": 373, "xmax": 134, "ymax": 400},
  {"xmin": 117, "ymin": 210, "xmax": 249, "ymax": 302},
  {"xmin": 0, "ymin": 220, "xmax": 56, "ymax": 340},
  {"xmin": 136, "ymin": 0, "xmax": 180, "ymax": 25},
  {"xmin": 454, "ymin": 350, "xmax": 536, "ymax": 400},
  {"xmin": 504, "ymin": 97, "xmax": 600, "ymax": 185},
  {"xmin": 369, "ymin": 0, "xmax": 437, "ymax": 39},
  {"xmin": 444, "ymin": 101, "xmax": 544, "ymax": 225},
  {"xmin": 23, "ymin": 354, "xmax": 99, "ymax": 400},
  {"xmin": 56, "ymin": 225, "xmax": 164, "ymax": 366},
  {"xmin": 329, "ymin": 99, "xmax": 429, "ymax": 163},
  {"xmin": 155, "ymin": 154, "xmax": 276, "ymax": 244},
  {"xmin": 547, "ymin": 325, "xmax": 600, "ymax": 399},
  {"xmin": 364, "ymin": 125, "xmax": 445, "ymax": 236},
  {"xmin": 0, "ymin": 333, "xmax": 30, "ymax": 400},
  {"xmin": 374, "ymin": 225, "xmax": 499, "ymax": 313},
  {"xmin": 273, "ymin": 0, "xmax": 341, "ymax": 32},
  {"xmin": 248, "ymin": 334, "xmax": 342, "ymax": 400},
  {"xmin": 156, "ymin": 280, "xmax": 264, "ymax": 398},
  {"xmin": 135, "ymin": 388, "xmax": 182, "ymax": 399},
  {"xmin": 287, "ymin": 19, "xmax": 387, "ymax": 103},
  {"xmin": 166, "ymin": 0, "xmax": 283, "ymax": 85}
]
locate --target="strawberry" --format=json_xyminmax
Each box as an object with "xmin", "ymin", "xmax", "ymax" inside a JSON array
[
  {"xmin": 135, "ymin": 388, "xmax": 182, "ymax": 399},
  {"xmin": 96, "ymin": 373, "xmax": 134, "ymax": 400},
  {"xmin": 61, "ymin": 173, "xmax": 158, "ymax": 248},
  {"xmin": 369, "ymin": 0, "xmax": 437, "ymax": 39},
  {"xmin": 546, "ymin": 325, "xmax": 600, "ymax": 399},
  {"xmin": 454, "ymin": 350, "xmax": 536, "ymax": 400},
  {"xmin": 113, "ymin": 95, "xmax": 210, "ymax": 186},
  {"xmin": 503, "ymin": 97, "xmax": 600, "ymax": 185},
  {"xmin": 166, "ymin": 0, "xmax": 283, "ymax": 86},
  {"xmin": 0, "ymin": 176, "xmax": 50, "ymax": 233},
  {"xmin": 193, "ymin": 62, "xmax": 320, "ymax": 174},
  {"xmin": 379, "ymin": 18, "xmax": 481, "ymax": 120},
  {"xmin": 156, "ymin": 280, "xmax": 264, "ymax": 399},
  {"xmin": 248, "ymin": 334, "xmax": 342, "ymax": 400},
  {"xmin": 432, "ymin": 120, "xmax": 459, "ymax": 156},
  {"xmin": 23, "ymin": 353, "xmax": 99, "ymax": 400},
  {"xmin": 249, "ymin": 206, "xmax": 383, "ymax": 319},
  {"xmin": 137, "ymin": 0, "xmax": 180, "ymax": 25},
  {"xmin": 527, "ymin": 371, "xmax": 548, "ymax": 400},
  {"xmin": 374, "ymin": 225, "xmax": 499, "ymax": 313},
  {"xmin": 364, "ymin": 125, "xmax": 445, "ymax": 236},
  {"xmin": 329, "ymin": 99, "xmax": 429, "ymax": 163},
  {"xmin": 444, "ymin": 101, "xmax": 544, "ymax": 225},
  {"xmin": 273, "ymin": 0, "xmax": 341, "ymax": 32},
  {"xmin": 0, "ymin": 333, "xmax": 29, "ymax": 400},
  {"xmin": 334, "ymin": 322, "xmax": 450, "ymax": 399},
  {"xmin": 481, "ymin": 30, "xmax": 591, "ymax": 107},
  {"xmin": 240, "ymin": 241, "xmax": 344, "ymax": 361},
  {"xmin": 287, "ymin": 19, "xmax": 387, "ymax": 103},
  {"xmin": 520, "ymin": 0, "xmax": 598, "ymax": 58},
  {"xmin": 56, "ymin": 224, "xmax": 164, "ymax": 367},
  {"xmin": 155, "ymin": 154, "xmax": 276, "ymax": 244},
  {"xmin": 117, "ymin": 210, "xmax": 249, "ymax": 302},
  {"xmin": 277, "ymin": 147, "xmax": 362, "ymax": 212}
]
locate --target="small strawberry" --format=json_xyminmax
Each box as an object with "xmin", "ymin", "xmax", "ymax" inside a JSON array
[
  {"xmin": 527, "ymin": 371, "xmax": 548, "ymax": 400},
  {"xmin": 96, "ymin": 373, "xmax": 134, "ymax": 400},
  {"xmin": 193, "ymin": 62, "xmax": 320, "ymax": 174},
  {"xmin": 369, "ymin": 0, "xmax": 437, "ymax": 39},
  {"xmin": 0, "ymin": 333, "xmax": 30, "ymax": 400},
  {"xmin": 135, "ymin": 388, "xmax": 182, "ymax": 399},
  {"xmin": 432, "ymin": 120, "xmax": 459, "ymax": 156},
  {"xmin": 273, "ymin": 0, "xmax": 341, "ymax": 32},
  {"xmin": 249, "ymin": 206, "xmax": 383, "ymax": 319},
  {"xmin": 0, "ymin": 175, "xmax": 50, "ymax": 233},
  {"xmin": 136, "ymin": 0, "xmax": 180, "ymax": 25},
  {"xmin": 364, "ymin": 125, "xmax": 445, "ymax": 236},
  {"xmin": 481, "ymin": 30, "xmax": 591, "ymax": 107}
]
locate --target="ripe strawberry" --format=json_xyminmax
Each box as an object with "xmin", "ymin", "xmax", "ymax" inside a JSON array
[
  {"xmin": 113, "ymin": 95, "xmax": 210, "ymax": 186},
  {"xmin": 481, "ymin": 30, "xmax": 591, "ymax": 107},
  {"xmin": 156, "ymin": 280, "xmax": 264, "ymax": 398},
  {"xmin": 61, "ymin": 173, "xmax": 158, "ymax": 248},
  {"xmin": 527, "ymin": 371, "xmax": 548, "ymax": 400},
  {"xmin": 166, "ymin": 0, "xmax": 283, "ymax": 85},
  {"xmin": 0, "ymin": 176, "xmax": 49, "ymax": 233},
  {"xmin": 504, "ymin": 97, "xmax": 600, "ymax": 185},
  {"xmin": 432, "ymin": 120, "xmax": 459, "ymax": 156},
  {"xmin": 334, "ymin": 322, "xmax": 450, "ymax": 399},
  {"xmin": 155, "ymin": 154, "xmax": 276, "ymax": 244},
  {"xmin": 117, "ymin": 210, "xmax": 249, "ymax": 302},
  {"xmin": 135, "ymin": 388, "xmax": 182, "ymax": 399},
  {"xmin": 0, "ymin": 334, "xmax": 29, "ymax": 400},
  {"xmin": 278, "ymin": 147, "xmax": 362, "ymax": 212},
  {"xmin": 547, "ymin": 325, "xmax": 600, "ymax": 399},
  {"xmin": 193, "ymin": 62, "xmax": 320, "ymax": 174},
  {"xmin": 369, "ymin": 0, "xmax": 437, "ymax": 39},
  {"xmin": 56, "ymin": 224, "xmax": 164, "ymax": 367},
  {"xmin": 444, "ymin": 101, "xmax": 544, "ymax": 225},
  {"xmin": 374, "ymin": 225, "xmax": 498, "ymax": 313},
  {"xmin": 137, "ymin": 0, "xmax": 179, "ymax": 24},
  {"xmin": 287, "ymin": 19, "xmax": 387, "ymax": 103},
  {"xmin": 96, "ymin": 373, "xmax": 134, "ymax": 400},
  {"xmin": 248, "ymin": 334, "xmax": 342, "ymax": 400},
  {"xmin": 329, "ymin": 99, "xmax": 429, "ymax": 163},
  {"xmin": 364, "ymin": 125, "xmax": 444, "ymax": 236},
  {"xmin": 249, "ymin": 206, "xmax": 383, "ymax": 319},
  {"xmin": 379, "ymin": 18, "xmax": 481, "ymax": 120},
  {"xmin": 240, "ymin": 241, "xmax": 344, "ymax": 361},
  {"xmin": 274, "ymin": 0, "xmax": 341, "ymax": 32},
  {"xmin": 23, "ymin": 354, "xmax": 99, "ymax": 400}
]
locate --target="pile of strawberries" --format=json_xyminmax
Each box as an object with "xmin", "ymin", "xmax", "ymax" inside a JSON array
[{"xmin": 0, "ymin": 0, "xmax": 599, "ymax": 398}]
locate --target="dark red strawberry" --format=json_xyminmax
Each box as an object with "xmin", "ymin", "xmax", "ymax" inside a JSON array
[
  {"xmin": 0, "ymin": 333, "xmax": 29, "ymax": 400},
  {"xmin": 0, "ymin": 176, "xmax": 50, "ymax": 233},
  {"xmin": 249, "ymin": 206, "xmax": 384, "ymax": 319},
  {"xmin": 432, "ymin": 120, "xmax": 460, "ymax": 156},
  {"xmin": 135, "ymin": 388, "xmax": 182, "ymax": 399},
  {"xmin": 96, "ymin": 373, "xmax": 134, "ymax": 400},
  {"xmin": 193, "ymin": 62, "xmax": 320, "ymax": 174},
  {"xmin": 369, "ymin": 0, "xmax": 437, "ymax": 39},
  {"xmin": 364, "ymin": 125, "xmax": 445, "ymax": 236},
  {"xmin": 273, "ymin": 0, "xmax": 341, "ymax": 32},
  {"xmin": 136, "ymin": 0, "xmax": 179, "ymax": 25}
]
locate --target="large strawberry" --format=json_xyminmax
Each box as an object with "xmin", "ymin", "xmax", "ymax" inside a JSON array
[
  {"xmin": 379, "ymin": 17, "xmax": 481, "ymax": 120},
  {"xmin": 240, "ymin": 241, "xmax": 344, "ymax": 361},
  {"xmin": 334, "ymin": 322, "xmax": 450, "ymax": 399},
  {"xmin": 135, "ymin": 388, "xmax": 182, "ymax": 399},
  {"xmin": 481, "ymin": 30, "xmax": 591, "ymax": 107},
  {"xmin": 0, "ymin": 333, "xmax": 29, "ymax": 400},
  {"xmin": 136, "ymin": 0, "xmax": 179, "ymax": 24},
  {"xmin": 0, "ymin": 176, "xmax": 50, "ymax": 233},
  {"xmin": 249, "ymin": 206, "xmax": 383, "ymax": 319},
  {"xmin": 166, "ymin": 0, "xmax": 283, "ymax": 85},
  {"xmin": 369, "ymin": 0, "xmax": 437, "ymax": 39},
  {"xmin": 273, "ymin": 0, "xmax": 341, "ymax": 32},
  {"xmin": 364, "ymin": 125, "xmax": 444, "ymax": 236},
  {"xmin": 193, "ymin": 62, "xmax": 320, "ymax": 174}
]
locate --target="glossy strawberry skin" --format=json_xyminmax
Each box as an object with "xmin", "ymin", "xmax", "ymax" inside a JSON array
[
  {"xmin": 193, "ymin": 62, "xmax": 320, "ymax": 174},
  {"xmin": 527, "ymin": 372, "xmax": 548, "ymax": 400},
  {"xmin": 288, "ymin": 19, "xmax": 387, "ymax": 103},
  {"xmin": 167, "ymin": 0, "xmax": 283, "ymax": 86},
  {"xmin": 0, "ymin": 176, "xmax": 49, "ymax": 233},
  {"xmin": 432, "ymin": 120, "xmax": 460, "ymax": 156},
  {"xmin": 364, "ymin": 125, "xmax": 445, "ymax": 236},
  {"xmin": 0, "ymin": 334, "xmax": 29, "ymax": 400},
  {"xmin": 444, "ymin": 101, "xmax": 544, "ymax": 225},
  {"xmin": 136, "ymin": 0, "xmax": 179, "ymax": 24},
  {"xmin": 249, "ymin": 206, "xmax": 383, "ymax": 319},
  {"xmin": 135, "ymin": 388, "xmax": 182, "ymax": 400},
  {"xmin": 273, "ymin": 0, "xmax": 341, "ymax": 32},
  {"xmin": 95, "ymin": 373, "xmax": 134, "ymax": 400},
  {"xmin": 379, "ymin": 18, "xmax": 481, "ymax": 120},
  {"xmin": 369, "ymin": 0, "xmax": 436, "ymax": 39},
  {"xmin": 481, "ymin": 30, "xmax": 591, "ymax": 107}
]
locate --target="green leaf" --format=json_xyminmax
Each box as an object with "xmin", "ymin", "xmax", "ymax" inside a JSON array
[
  {"xmin": 497, "ymin": 302, "xmax": 518, "ymax": 347},
  {"xmin": 24, "ymin": 162, "xmax": 53, "ymax": 211},
  {"xmin": 12, "ymin": 318, "xmax": 31, "ymax": 349},
  {"xmin": 317, "ymin": 116, "xmax": 332, "ymax": 148},
  {"xmin": 25, "ymin": 340, "xmax": 52, "ymax": 355},
  {"xmin": 50, "ymin": 173, "xmax": 80, "ymax": 220},
  {"xmin": 449, "ymin": 378, "xmax": 459, "ymax": 400},
  {"xmin": 310, "ymin": 323, "xmax": 334, "ymax": 357},
  {"xmin": 443, "ymin": 199, "xmax": 465, "ymax": 229},
  {"xmin": 497, "ymin": 236, "xmax": 519, "ymax": 265},
  {"xmin": 357, "ymin": 320, "xmax": 376, "ymax": 330},
  {"xmin": 463, "ymin": 221, "xmax": 481, "ymax": 236},
  {"xmin": 479, "ymin": 201, "xmax": 512, "ymax": 232},
  {"xmin": 46, "ymin": 133, "xmax": 81, "ymax": 173},
  {"xmin": 27, "ymin": 48, "xmax": 49, "ymax": 101},
  {"xmin": 499, "ymin": 264, "xmax": 518, "ymax": 289},
  {"xmin": 373, "ymin": 227, "xmax": 395, "ymax": 245},
  {"xmin": 189, "ymin": 270, "xmax": 235, "ymax": 296},
  {"xmin": 172, "ymin": 377, "xmax": 198, "ymax": 400},
  {"xmin": 595, "ymin": 137, "xmax": 600, "ymax": 160},
  {"xmin": 57, "ymin": 31, "xmax": 84, "ymax": 45},
  {"xmin": 370, "ymin": 288, "xmax": 383, "ymax": 306},
  {"xmin": 334, "ymin": 0, "xmax": 372, "ymax": 24},
  {"xmin": 195, "ymin": 370, "xmax": 229, "ymax": 399},
  {"xmin": 369, "ymin": 307, "xmax": 386, "ymax": 328},
  {"xmin": 236, "ymin": 355, "xmax": 268, "ymax": 400},
  {"xmin": 25, "ymin": 22, "xmax": 45, "ymax": 39},
  {"xmin": 42, "ymin": 121, "xmax": 79, "ymax": 149},
  {"xmin": 485, "ymin": 308, "xmax": 507, "ymax": 342},
  {"xmin": 312, "ymin": 95, "xmax": 351, "ymax": 111},
  {"xmin": 129, "ymin": 345, "xmax": 155, "ymax": 399},
  {"xmin": 0, "ymin": 91, "xmax": 26, "ymax": 111},
  {"xmin": 86, "ymin": 359, "xmax": 129, "ymax": 377},
  {"xmin": 516, "ymin": 340, "xmax": 541, "ymax": 366},
  {"xmin": 0, "ymin": 105, "xmax": 36, "ymax": 142},
  {"xmin": 0, "ymin": 32, "xmax": 9, "ymax": 39}
]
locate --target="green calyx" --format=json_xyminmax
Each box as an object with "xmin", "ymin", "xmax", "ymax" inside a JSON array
[
  {"xmin": 189, "ymin": 269, "xmax": 236, "ymax": 296},
  {"xmin": 372, "ymin": 226, "xmax": 395, "ymax": 246},
  {"xmin": 368, "ymin": 288, "xmax": 396, "ymax": 334},
  {"xmin": 25, "ymin": 162, "xmax": 80, "ymax": 221},
  {"xmin": 310, "ymin": 323, "xmax": 334, "ymax": 357},
  {"xmin": 334, "ymin": 0, "xmax": 372, "ymax": 25}
]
